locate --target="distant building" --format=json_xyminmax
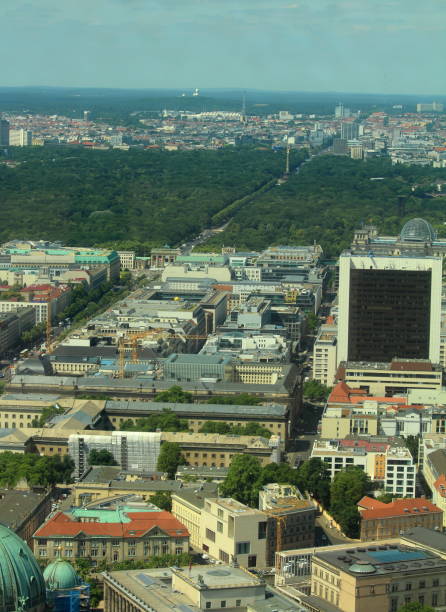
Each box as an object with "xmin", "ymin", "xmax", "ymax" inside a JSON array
[
  {"xmin": 9, "ymin": 128, "xmax": 32, "ymax": 146},
  {"xmin": 117, "ymin": 250, "xmax": 135, "ymax": 270},
  {"xmin": 417, "ymin": 102, "xmax": 444, "ymax": 112},
  {"xmin": 0, "ymin": 118, "xmax": 9, "ymax": 145}
]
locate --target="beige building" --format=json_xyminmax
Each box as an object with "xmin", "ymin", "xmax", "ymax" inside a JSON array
[
  {"xmin": 276, "ymin": 529, "xmax": 446, "ymax": 612},
  {"xmin": 200, "ymin": 498, "xmax": 268, "ymax": 569},
  {"xmin": 103, "ymin": 564, "xmax": 302, "ymax": 612},
  {"xmin": 336, "ymin": 358, "xmax": 443, "ymax": 396},
  {"xmin": 117, "ymin": 251, "xmax": 136, "ymax": 270},
  {"xmin": 171, "ymin": 486, "xmax": 217, "ymax": 549}
]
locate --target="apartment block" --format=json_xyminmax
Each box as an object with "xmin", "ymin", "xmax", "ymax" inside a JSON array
[{"xmin": 311, "ymin": 437, "xmax": 416, "ymax": 496}]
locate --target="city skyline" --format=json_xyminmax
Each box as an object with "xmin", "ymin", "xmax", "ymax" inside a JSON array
[{"xmin": 1, "ymin": 0, "xmax": 446, "ymax": 95}]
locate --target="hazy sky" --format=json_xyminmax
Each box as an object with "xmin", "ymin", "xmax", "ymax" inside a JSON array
[{"xmin": 1, "ymin": 0, "xmax": 445, "ymax": 94}]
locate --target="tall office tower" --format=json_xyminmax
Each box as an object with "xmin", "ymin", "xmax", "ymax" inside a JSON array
[
  {"xmin": 335, "ymin": 103, "xmax": 351, "ymax": 119},
  {"xmin": 338, "ymin": 253, "xmax": 442, "ymax": 364},
  {"xmin": 0, "ymin": 119, "xmax": 10, "ymax": 145},
  {"xmin": 340, "ymin": 121, "xmax": 359, "ymax": 140}
]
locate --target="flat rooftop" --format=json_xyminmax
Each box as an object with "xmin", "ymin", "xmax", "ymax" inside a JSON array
[{"xmin": 316, "ymin": 542, "xmax": 446, "ymax": 576}]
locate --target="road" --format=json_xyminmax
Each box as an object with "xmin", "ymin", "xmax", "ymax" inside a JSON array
[{"xmin": 316, "ymin": 517, "xmax": 354, "ymax": 545}]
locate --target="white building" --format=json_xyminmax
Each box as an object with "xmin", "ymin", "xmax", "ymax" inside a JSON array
[
  {"xmin": 8, "ymin": 129, "xmax": 32, "ymax": 146},
  {"xmin": 313, "ymin": 319, "xmax": 337, "ymax": 386},
  {"xmin": 311, "ymin": 438, "xmax": 416, "ymax": 497}
]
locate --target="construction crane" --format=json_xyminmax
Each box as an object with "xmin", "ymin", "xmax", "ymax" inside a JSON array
[
  {"xmin": 265, "ymin": 511, "xmax": 287, "ymax": 570},
  {"xmin": 116, "ymin": 329, "xmax": 210, "ymax": 379}
]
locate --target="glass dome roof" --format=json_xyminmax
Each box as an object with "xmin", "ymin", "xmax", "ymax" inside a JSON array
[
  {"xmin": 349, "ymin": 562, "xmax": 377, "ymax": 574},
  {"xmin": 400, "ymin": 218, "xmax": 436, "ymax": 242},
  {"xmin": 0, "ymin": 523, "xmax": 46, "ymax": 611}
]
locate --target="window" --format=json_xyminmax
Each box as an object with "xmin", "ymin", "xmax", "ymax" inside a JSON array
[
  {"xmin": 217, "ymin": 521, "xmax": 223, "ymax": 533},
  {"xmin": 206, "ymin": 529, "xmax": 216, "ymax": 542},
  {"xmin": 219, "ymin": 550, "xmax": 229, "ymax": 563},
  {"xmin": 419, "ymin": 581, "xmax": 426, "ymax": 589},
  {"xmin": 221, "ymin": 602, "xmax": 226, "ymax": 608},
  {"xmin": 258, "ymin": 522, "xmax": 267, "ymax": 539},
  {"xmin": 406, "ymin": 583, "xmax": 412, "ymax": 591},
  {"xmin": 113, "ymin": 552, "xmax": 119, "ymax": 561},
  {"xmin": 218, "ymin": 508, "xmax": 224, "ymax": 519},
  {"xmin": 39, "ymin": 549, "xmax": 47, "ymax": 557},
  {"xmin": 433, "ymin": 579, "xmax": 439, "ymax": 587},
  {"xmin": 432, "ymin": 593, "xmax": 438, "ymax": 606},
  {"xmin": 236, "ymin": 542, "xmax": 250, "ymax": 555},
  {"xmin": 206, "ymin": 603, "xmax": 211, "ymax": 609},
  {"xmin": 236, "ymin": 600, "xmax": 241, "ymax": 607},
  {"xmin": 176, "ymin": 547, "xmax": 183, "ymax": 555},
  {"xmin": 248, "ymin": 555, "xmax": 257, "ymax": 567},
  {"xmin": 112, "ymin": 540, "xmax": 120, "ymax": 547}
]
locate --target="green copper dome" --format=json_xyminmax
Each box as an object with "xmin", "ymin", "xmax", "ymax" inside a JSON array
[
  {"xmin": 44, "ymin": 560, "xmax": 82, "ymax": 591},
  {"xmin": 0, "ymin": 523, "xmax": 46, "ymax": 611}
]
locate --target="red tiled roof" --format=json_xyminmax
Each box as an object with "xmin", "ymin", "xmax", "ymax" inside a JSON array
[
  {"xmin": 340, "ymin": 439, "xmax": 389, "ymax": 452},
  {"xmin": 34, "ymin": 510, "xmax": 189, "ymax": 539},
  {"xmin": 359, "ymin": 497, "xmax": 442, "ymax": 520},
  {"xmin": 434, "ymin": 475, "xmax": 446, "ymax": 499}
]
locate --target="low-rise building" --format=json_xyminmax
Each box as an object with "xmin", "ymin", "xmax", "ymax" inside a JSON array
[
  {"xmin": 0, "ymin": 307, "xmax": 35, "ymax": 354},
  {"xmin": 357, "ymin": 496, "xmax": 443, "ymax": 540},
  {"xmin": 171, "ymin": 484, "xmax": 219, "ymax": 549},
  {"xmin": 103, "ymin": 564, "xmax": 304, "ymax": 612},
  {"xmin": 336, "ymin": 359, "xmax": 443, "ymax": 396},
  {"xmin": 33, "ymin": 499, "xmax": 189, "ymax": 564},
  {"xmin": 275, "ymin": 528, "xmax": 446, "ymax": 612},
  {"xmin": 0, "ymin": 487, "xmax": 54, "ymax": 550}
]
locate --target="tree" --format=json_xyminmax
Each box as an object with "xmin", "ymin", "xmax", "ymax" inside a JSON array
[
  {"xmin": 156, "ymin": 442, "xmax": 186, "ymax": 479},
  {"xmin": 199, "ymin": 421, "xmax": 272, "ymax": 438},
  {"xmin": 303, "ymin": 380, "xmax": 331, "ymax": 402},
  {"xmin": 88, "ymin": 449, "xmax": 117, "ymax": 466},
  {"xmin": 220, "ymin": 454, "xmax": 262, "ymax": 506},
  {"xmin": 397, "ymin": 604, "xmax": 434, "ymax": 612},
  {"xmin": 31, "ymin": 404, "xmax": 65, "ymax": 428},
  {"xmin": 120, "ymin": 409, "xmax": 189, "ymax": 432},
  {"xmin": 330, "ymin": 467, "xmax": 370, "ymax": 513},
  {"xmin": 150, "ymin": 491, "xmax": 172, "ymax": 512},
  {"xmin": 405, "ymin": 434, "xmax": 420, "ymax": 463},
  {"xmin": 330, "ymin": 466, "xmax": 370, "ymax": 538},
  {"xmin": 298, "ymin": 458, "xmax": 331, "ymax": 507},
  {"xmin": 306, "ymin": 313, "xmax": 319, "ymax": 333},
  {"xmin": 207, "ymin": 394, "xmax": 262, "ymax": 406},
  {"xmin": 154, "ymin": 386, "xmax": 193, "ymax": 404}
]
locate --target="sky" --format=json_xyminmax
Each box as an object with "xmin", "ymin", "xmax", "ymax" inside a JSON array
[{"xmin": 1, "ymin": 0, "xmax": 446, "ymax": 94}]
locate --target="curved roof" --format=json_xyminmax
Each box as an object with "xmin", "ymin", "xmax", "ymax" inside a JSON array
[
  {"xmin": 400, "ymin": 218, "xmax": 436, "ymax": 242},
  {"xmin": 44, "ymin": 560, "xmax": 82, "ymax": 591},
  {"xmin": 0, "ymin": 523, "xmax": 46, "ymax": 610}
]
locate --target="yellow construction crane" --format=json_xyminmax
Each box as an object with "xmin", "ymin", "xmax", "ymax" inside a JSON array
[{"xmin": 265, "ymin": 511, "xmax": 287, "ymax": 570}]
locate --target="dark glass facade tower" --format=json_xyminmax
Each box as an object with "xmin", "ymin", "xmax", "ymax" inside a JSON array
[{"xmin": 347, "ymin": 268, "xmax": 431, "ymax": 362}]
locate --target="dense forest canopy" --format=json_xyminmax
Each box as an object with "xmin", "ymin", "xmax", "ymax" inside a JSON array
[
  {"xmin": 3, "ymin": 147, "xmax": 446, "ymax": 258},
  {"xmin": 0, "ymin": 87, "xmax": 442, "ymax": 119},
  {"xmin": 0, "ymin": 147, "xmax": 286, "ymax": 250},
  {"xmin": 199, "ymin": 155, "xmax": 446, "ymax": 257}
]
